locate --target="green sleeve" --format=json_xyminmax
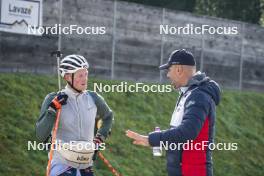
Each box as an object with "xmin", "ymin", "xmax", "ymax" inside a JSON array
[
  {"xmin": 90, "ymin": 91, "xmax": 113, "ymax": 140},
  {"xmin": 35, "ymin": 92, "xmax": 57, "ymax": 142}
]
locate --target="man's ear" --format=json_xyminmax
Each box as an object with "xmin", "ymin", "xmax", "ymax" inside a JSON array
[
  {"xmin": 177, "ymin": 65, "xmax": 183, "ymax": 73},
  {"xmin": 178, "ymin": 65, "xmax": 185, "ymax": 77},
  {"xmin": 64, "ymin": 73, "xmax": 71, "ymax": 83}
]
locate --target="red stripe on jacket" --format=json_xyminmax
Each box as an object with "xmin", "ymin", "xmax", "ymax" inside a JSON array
[{"xmin": 181, "ymin": 117, "xmax": 209, "ymax": 176}]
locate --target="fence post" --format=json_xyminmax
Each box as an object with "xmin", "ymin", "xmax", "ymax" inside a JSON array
[
  {"xmin": 239, "ymin": 23, "xmax": 245, "ymax": 90},
  {"xmin": 200, "ymin": 31, "xmax": 205, "ymax": 72},
  {"xmin": 159, "ymin": 8, "xmax": 165, "ymax": 82},
  {"xmin": 111, "ymin": 0, "xmax": 117, "ymax": 80}
]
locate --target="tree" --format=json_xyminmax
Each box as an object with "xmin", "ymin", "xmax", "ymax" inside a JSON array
[
  {"xmin": 120, "ymin": 0, "xmax": 196, "ymax": 12},
  {"xmin": 195, "ymin": 0, "xmax": 262, "ymax": 24}
]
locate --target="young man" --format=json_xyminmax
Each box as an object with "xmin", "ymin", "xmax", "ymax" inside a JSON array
[
  {"xmin": 36, "ymin": 55, "xmax": 113, "ymax": 176},
  {"xmin": 126, "ymin": 49, "xmax": 221, "ymax": 176}
]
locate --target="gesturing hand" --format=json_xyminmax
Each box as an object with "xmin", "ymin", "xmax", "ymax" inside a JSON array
[{"xmin": 126, "ymin": 130, "xmax": 150, "ymax": 147}]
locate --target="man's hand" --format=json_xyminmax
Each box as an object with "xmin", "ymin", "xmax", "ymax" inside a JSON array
[
  {"xmin": 126, "ymin": 130, "xmax": 150, "ymax": 147},
  {"xmin": 50, "ymin": 92, "xmax": 68, "ymax": 110},
  {"xmin": 93, "ymin": 133, "xmax": 104, "ymax": 148},
  {"xmin": 92, "ymin": 134, "xmax": 104, "ymax": 161}
]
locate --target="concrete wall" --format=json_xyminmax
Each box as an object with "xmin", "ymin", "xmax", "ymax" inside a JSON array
[{"xmin": 0, "ymin": 0, "xmax": 264, "ymax": 92}]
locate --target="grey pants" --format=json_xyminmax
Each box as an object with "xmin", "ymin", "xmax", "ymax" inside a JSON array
[{"xmin": 50, "ymin": 162, "xmax": 94, "ymax": 176}]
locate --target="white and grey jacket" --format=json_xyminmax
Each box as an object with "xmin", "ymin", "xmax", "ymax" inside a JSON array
[{"xmin": 35, "ymin": 85, "xmax": 113, "ymax": 169}]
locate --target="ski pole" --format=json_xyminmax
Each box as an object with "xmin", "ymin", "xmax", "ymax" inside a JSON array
[
  {"xmin": 98, "ymin": 151, "xmax": 122, "ymax": 176},
  {"xmin": 51, "ymin": 50, "xmax": 62, "ymax": 90},
  {"xmin": 46, "ymin": 108, "xmax": 62, "ymax": 176}
]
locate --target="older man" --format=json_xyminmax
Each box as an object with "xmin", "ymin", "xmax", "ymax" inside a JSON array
[{"xmin": 126, "ymin": 49, "xmax": 221, "ymax": 176}]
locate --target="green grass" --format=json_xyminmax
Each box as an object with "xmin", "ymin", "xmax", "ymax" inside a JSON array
[{"xmin": 0, "ymin": 73, "xmax": 263, "ymax": 176}]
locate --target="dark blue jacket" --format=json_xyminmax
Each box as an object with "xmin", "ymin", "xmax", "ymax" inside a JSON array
[{"xmin": 149, "ymin": 72, "xmax": 221, "ymax": 176}]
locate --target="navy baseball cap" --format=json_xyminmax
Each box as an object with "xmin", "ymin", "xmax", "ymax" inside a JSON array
[{"xmin": 159, "ymin": 49, "xmax": 196, "ymax": 70}]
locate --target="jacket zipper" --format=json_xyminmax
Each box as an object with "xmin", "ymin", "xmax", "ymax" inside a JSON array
[{"xmin": 76, "ymin": 96, "xmax": 81, "ymax": 139}]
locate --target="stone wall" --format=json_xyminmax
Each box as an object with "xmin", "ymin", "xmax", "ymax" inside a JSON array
[{"xmin": 0, "ymin": 0, "xmax": 263, "ymax": 92}]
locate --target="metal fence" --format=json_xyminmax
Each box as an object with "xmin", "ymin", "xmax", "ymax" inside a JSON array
[{"xmin": 0, "ymin": 0, "xmax": 263, "ymax": 92}]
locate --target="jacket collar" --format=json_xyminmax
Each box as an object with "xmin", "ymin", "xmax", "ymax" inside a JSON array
[
  {"xmin": 64, "ymin": 84, "xmax": 86, "ymax": 99},
  {"xmin": 179, "ymin": 87, "xmax": 189, "ymax": 94}
]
